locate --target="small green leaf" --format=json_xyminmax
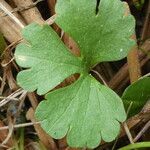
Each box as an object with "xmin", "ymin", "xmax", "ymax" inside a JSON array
[
  {"xmin": 56, "ymin": 0, "xmax": 135, "ymax": 67},
  {"xmin": 122, "ymin": 77, "xmax": 150, "ymax": 117},
  {"xmin": 15, "ymin": 23, "xmax": 84, "ymax": 95},
  {"xmin": 35, "ymin": 75, "xmax": 126, "ymax": 148}
]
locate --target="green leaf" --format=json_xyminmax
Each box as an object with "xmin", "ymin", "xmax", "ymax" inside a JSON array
[
  {"xmin": 122, "ymin": 77, "xmax": 150, "ymax": 117},
  {"xmin": 36, "ymin": 75, "xmax": 126, "ymax": 148},
  {"xmin": 15, "ymin": 23, "xmax": 84, "ymax": 95},
  {"xmin": 0, "ymin": 33, "xmax": 6, "ymax": 55},
  {"xmin": 14, "ymin": 0, "xmax": 136, "ymax": 148},
  {"xmin": 55, "ymin": 0, "xmax": 135, "ymax": 66}
]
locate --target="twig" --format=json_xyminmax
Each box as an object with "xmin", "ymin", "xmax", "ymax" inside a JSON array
[
  {"xmin": 122, "ymin": 102, "xmax": 134, "ymax": 144},
  {"xmin": 1, "ymin": 42, "xmax": 19, "ymax": 91},
  {"xmin": 91, "ymin": 70, "xmax": 108, "ymax": 86},
  {"xmin": 0, "ymin": 3, "xmax": 24, "ymax": 28},
  {"xmin": 0, "ymin": 122, "xmax": 40, "ymax": 131},
  {"xmin": 16, "ymin": 90, "xmax": 27, "ymax": 114},
  {"xmin": 133, "ymin": 120, "xmax": 150, "ymax": 142},
  {"xmin": 1, "ymin": 57, "xmax": 15, "ymax": 67},
  {"xmin": 27, "ymin": 93, "xmax": 38, "ymax": 109},
  {"xmin": 0, "ymin": 89, "xmax": 25, "ymax": 108},
  {"xmin": 0, "ymin": 67, "xmax": 7, "ymax": 94},
  {"xmin": 12, "ymin": 0, "xmax": 44, "ymax": 24},
  {"xmin": 111, "ymin": 137, "xmax": 119, "ymax": 150},
  {"xmin": 123, "ymin": 122, "xmax": 134, "ymax": 144},
  {"xmin": 0, "ymin": 97, "xmax": 18, "ymax": 101},
  {"xmin": 3, "ymin": 39, "xmax": 23, "ymax": 55},
  {"xmin": 46, "ymin": 14, "xmax": 56, "ymax": 25},
  {"xmin": 0, "ymin": 0, "xmax": 44, "ymax": 17},
  {"xmin": 127, "ymin": 47, "xmax": 141, "ymax": 83}
]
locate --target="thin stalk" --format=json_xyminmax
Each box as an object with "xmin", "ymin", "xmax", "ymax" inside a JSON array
[
  {"xmin": 91, "ymin": 70, "xmax": 108, "ymax": 86},
  {"xmin": 123, "ymin": 122, "xmax": 134, "ymax": 144},
  {"xmin": 127, "ymin": 47, "xmax": 141, "ymax": 84}
]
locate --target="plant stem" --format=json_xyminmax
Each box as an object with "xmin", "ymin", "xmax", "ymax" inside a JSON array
[
  {"xmin": 119, "ymin": 142, "xmax": 150, "ymax": 150},
  {"xmin": 123, "ymin": 122, "xmax": 134, "ymax": 144},
  {"xmin": 127, "ymin": 47, "xmax": 141, "ymax": 83}
]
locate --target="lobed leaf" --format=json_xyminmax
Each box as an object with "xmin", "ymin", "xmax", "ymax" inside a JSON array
[
  {"xmin": 56, "ymin": 0, "xmax": 136, "ymax": 67},
  {"xmin": 15, "ymin": 23, "xmax": 84, "ymax": 95},
  {"xmin": 36, "ymin": 75, "xmax": 126, "ymax": 148}
]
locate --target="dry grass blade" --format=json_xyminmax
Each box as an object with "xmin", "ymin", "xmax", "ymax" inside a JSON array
[
  {"xmin": 46, "ymin": 14, "xmax": 56, "ymax": 25},
  {"xmin": 0, "ymin": 89, "xmax": 25, "ymax": 108},
  {"xmin": 134, "ymin": 120, "xmax": 150, "ymax": 142},
  {"xmin": 12, "ymin": 0, "xmax": 44, "ymax": 24},
  {"xmin": 0, "ymin": 2, "xmax": 24, "ymax": 28},
  {"xmin": 0, "ymin": 122, "xmax": 40, "ymax": 131},
  {"xmin": 123, "ymin": 122, "xmax": 134, "ymax": 144},
  {"xmin": 0, "ymin": 0, "xmax": 24, "ymax": 42},
  {"xmin": 1, "ymin": 0, "xmax": 44, "ymax": 17}
]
